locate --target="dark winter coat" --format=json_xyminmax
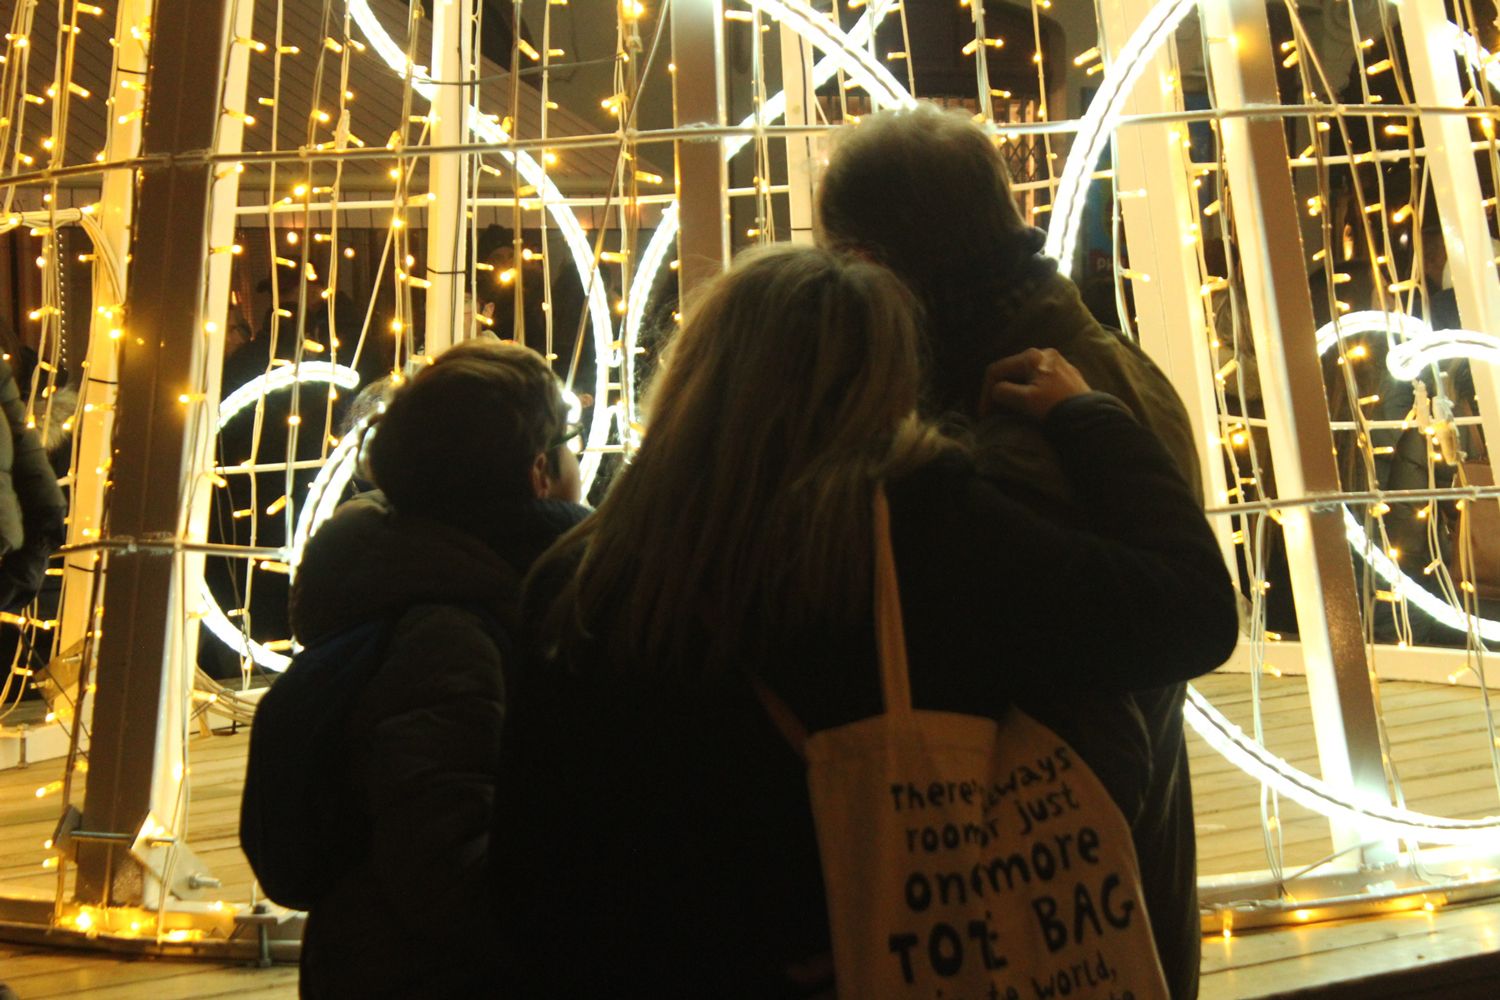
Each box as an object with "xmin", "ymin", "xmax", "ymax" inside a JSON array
[
  {"xmin": 963, "ymin": 260, "xmax": 1211, "ymax": 1000},
  {"xmin": 491, "ymin": 394, "xmax": 1238, "ymax": 997},
  {"xmin": 0, "ymin": 357, "xmax": 65, "ymax": 610},
  {"xmin": 289, "ymin": 490, "xmax": 587, "ymax": 1000}
]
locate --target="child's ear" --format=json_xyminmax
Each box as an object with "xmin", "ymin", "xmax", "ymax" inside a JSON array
[{"xmin": 530, "ymin": 452, "xmax": 549, "ymax": 498}]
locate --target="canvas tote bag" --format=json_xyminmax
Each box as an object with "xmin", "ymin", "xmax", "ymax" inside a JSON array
[{"xmin": 759, "ymin": 488, "xmax": 1168, "ymax": 999}]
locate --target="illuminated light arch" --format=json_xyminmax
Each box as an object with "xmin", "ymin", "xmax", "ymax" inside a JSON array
[
  {"xmin": 1042, "ymin": 3, "xmax": 1500, "ymax": 843},
  {"xmin": 1387, "ymin": 328, "xmax": 1500, "ymax": 381},
  {"xmin": 1314, "ymin": 312, "xmax": 1500, "ymax": 644},
  {"xmin": 266, "ymin": 2, "xmax": 1500, "ymax": 842},
  {"xmin": 1185, "ymin": 686, "xmax": 1500, "ymax": 845},
  {"xmin": 1041, "ymin": 0, "xmax": 1197, "ymax": 266},
  {"xmin": 200, "ymin": 363, "xmax": 362, "ymax": 672}
]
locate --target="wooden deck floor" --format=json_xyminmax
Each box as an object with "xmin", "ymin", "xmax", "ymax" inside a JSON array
[
  {"xmin": 3, "ymin": 671, "xmax": 1500, "ymax": 997},
  {"xmin": 1192, "ymin": 670, "xmax": 1500, "ymax": 880}
]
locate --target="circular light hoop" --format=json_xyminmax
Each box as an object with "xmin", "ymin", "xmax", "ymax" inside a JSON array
[
  {"xmin": 201, "ymin": 363, "xmax": 362, "ymax": 672},
  {"xmin": 290, "ymin": 414, "xmax": 370, "ymax": 573},
  {"xmin": 1387, "ymin": 330, "xmax": 1500, "ymax": 381},
  {"xmin": 1043, "ymin": 10, "xmax": 1500, "ymax": 843},
  {"xmin": 1185, "ymin": 687, "xmax": 1500, "ymax": 845},
  {"xmin": 1312, "ymin": 312, "xmax": 1500, "ymax": 643},
  {"xmin": 348, "ymin": 0, "xmax": 614, "ymax": 491},
  {"xmin": 1041, "ymin": 0, "xmax": 1197, "ymax": 266}
]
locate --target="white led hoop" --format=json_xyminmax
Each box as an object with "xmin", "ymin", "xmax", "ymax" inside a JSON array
[
  {"xmin": 348, "ymin": 0, "xmax": 614, "ymax": 491},
  {"xmin": 291, "ymin": 414, "xmax": 369, "ymax": 574},
  {"xmin": 216, "ymin": 362, "xmax": 362, "ymax": 429},
  {"xmin": 201, "ymin": 363, "xmax": 362, "ymax": 672},
  {"xmin": 1041, "ymin": 4, "xmax": 1500, "ymax": 843},
  {"xmin": 1387, "ymin": 330, "xmax": 1500, "ymax": 380},
  {"xmin": 1041, "ymin": 0, "xmax": 1197, "ymax": 266},
  {"xmin": 1184, "ymin": 686, "xmax": 1500, "ymax": 845},
  {"xmin": 1313, "ymin": 312, "xmax": 1500, "ymax": 643}
]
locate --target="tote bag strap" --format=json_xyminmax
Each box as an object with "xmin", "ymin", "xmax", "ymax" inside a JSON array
[
  {"xmin": 751, "ymin": 484, "xmax": 914, "ymax": 755},
  {"xmin": 872, "ymin": 485, "xmax": 914, "ymax": 717}
]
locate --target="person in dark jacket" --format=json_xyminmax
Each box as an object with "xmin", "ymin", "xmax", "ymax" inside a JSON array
[
  {"xmin": 491, "ymin": 246, "xmax": 1238, "ymax": 996},
  {"xmin": 815, "ymin": 103, "xmax": 1221, "ymax": 998},
  {"xmin": 290, "ymin": 339, "xmax": 587, "ymax": 999},
  {"xmin": 0, "ymin": 354, "xmax": 66, "ymax": 612}
]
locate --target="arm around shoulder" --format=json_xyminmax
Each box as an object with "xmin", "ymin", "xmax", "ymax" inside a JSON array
[
  {"xmin": 904, "ymin": 396, "xmax": 1238, "ymax": 697},
  {"xmin": 1041, "ymin": 393, "xmax": 1240, "ymax": 683}
]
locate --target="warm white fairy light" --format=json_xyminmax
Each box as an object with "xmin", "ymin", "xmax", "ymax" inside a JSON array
[{"xmin": 1309, "ymin": 313, "xmax": 1500, "ymax": 644}]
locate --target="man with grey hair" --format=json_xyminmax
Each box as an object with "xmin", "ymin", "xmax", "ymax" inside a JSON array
[{"xmin": 818, "ymin": 102, "xmax": 1216, "ymax": 998}]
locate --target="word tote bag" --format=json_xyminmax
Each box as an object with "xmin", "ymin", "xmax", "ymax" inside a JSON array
[{"xmin": 759, "ymin": 488, "xmax": 1169, "ymax": 999}]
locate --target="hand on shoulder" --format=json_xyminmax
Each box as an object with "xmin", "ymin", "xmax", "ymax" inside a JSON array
[{"xmin": 978, "ymin": 348, "xmax": 1091, "ymax": 421}]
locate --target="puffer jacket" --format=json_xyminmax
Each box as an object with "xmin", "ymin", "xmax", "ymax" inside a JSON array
[
  {"xmin": 0, "ymin": 357, "xmax": 65, "ymax": 610},
  {"xmin": 289, "ymin": 490, "xmax": 587, "ymax": 999}
]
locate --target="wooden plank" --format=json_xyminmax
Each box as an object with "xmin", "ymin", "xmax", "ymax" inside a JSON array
[
  {"xmin": 21, "ymin": 962, "xmax": 298, "ymax": 1000},
  {"xmin": 1201, "ymin": 899, "xmax": 1500, "ymax": 998}
]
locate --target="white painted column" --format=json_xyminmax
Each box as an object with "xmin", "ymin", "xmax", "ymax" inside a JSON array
[
  {"xmin": 1099, "ymin": 0, "xmax": 1232, "ymax": 555},
  {"xmin": 1396, "ymin": 1, "xmax": 1500, "ymax": 481},
  {"xmin": 778, "ymin": 24, "xmax": 817, "ymax": 246},
  {"xmin": 56, "ymin": 0, "xmax": 151, "ymax": 662},
  {"xmin": 422, "ymin": 0, "xmax": 474, "ymax": 353},
  {"xmin": 672, "ymin": 0, "xmax": 730, "ymax": 294},
  {"xmin": 1202, "ymin": 0, "xmax": 1392, "ymax": 861},
  {"xmin": 74, "ymin": 0, "xmax": 252, "ymax": 907}
]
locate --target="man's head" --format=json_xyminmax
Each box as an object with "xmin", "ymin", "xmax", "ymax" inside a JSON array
[
  {"xmin": 816, "ymin": 103, "xmax": 1037, "ymax": 408},
  {"xmin": 816, "ymin": 103, "xmax": 1030, "ymax": 295},
  {"xmin": 368, "ymin": 340, "xmax": 577, "ymax": 532}
]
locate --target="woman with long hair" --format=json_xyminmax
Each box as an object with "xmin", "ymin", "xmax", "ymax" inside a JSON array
[{"xmin": 491, "ymin": 245, "xmax": 1236, "ymax": 996}]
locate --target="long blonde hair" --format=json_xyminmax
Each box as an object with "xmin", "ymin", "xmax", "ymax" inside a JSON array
[{"xmin": 551, "ymin": 244, "xmax": 955, "ymax": 670}]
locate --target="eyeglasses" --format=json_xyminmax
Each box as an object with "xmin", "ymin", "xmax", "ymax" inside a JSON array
[{"xmin": 549, "ymin": 420, "xmax": 583, "ymax": 452}]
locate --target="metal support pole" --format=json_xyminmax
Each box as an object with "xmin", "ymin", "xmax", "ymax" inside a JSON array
[
  {"xmin": 672, "ymin": 0, "xmax": 730, "ymax": 294},
  {"xmin": 1396, "ymin": 1, "xmax": 1500, "ymax": 478},
  {"xmin": 56, "ymin": 0, "xmax": 152, "ymax": 667},
  {"xmin": 75, "ymin": 0, "xmax": 245, "ymax": 906},
  {"xmin": 1100, "ymin": 0, "xmax": 1232, "ymax": 551},
  {"xmin": 422, "ymin": 0, "xmax": 474, "ymax": 353},
  {"xmin": 778, "ymin": 24, "xmax": 817, "ymax": 246},
  {"xmin": 1202, "ymin": 0, "xmax": 1392, "ymax": 862}
]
